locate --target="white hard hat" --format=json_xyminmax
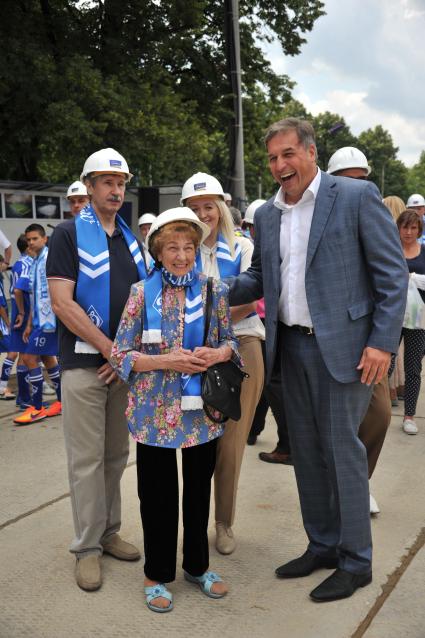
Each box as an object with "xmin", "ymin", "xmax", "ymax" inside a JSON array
[
  {"xmin": 407, "ymin": 193, "xmax": 425, "ymax": 208},
  {"xmin": 223, "ymin": 192, "xmax": 232, "ymax": 202},
  {"xmin": 327, "ymin": 147, "xmax": 371, "ymax": 176},
  {"xmin": 146, "ymin": 207, "xmax": 210, "ymax": 254},
  {"xmin": 67, "ymin": 181, "xmax": 88, "ymax": 199},
  {"xmin": 180, "ymin": 172, "xmax": 224, "ymax": 205},
  {"xmin": 138, "ymin": 213, "xmax": 156, "ymax": 226},
  {"xmin": 80, "ymin": 148, "xmax": 133, "ymax": 182},
  {"xmin": 244, "ymin": 199, "xmax": 266, "ymax": 225}
]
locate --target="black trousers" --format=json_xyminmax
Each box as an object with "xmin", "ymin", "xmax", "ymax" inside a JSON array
[
  {"xmin": 249, "ymin": 329, "xmax": 291, "ymax": 453},
  {"xmin": 137, "ymin": 438, "xmax": 218, "ymax": 583}
]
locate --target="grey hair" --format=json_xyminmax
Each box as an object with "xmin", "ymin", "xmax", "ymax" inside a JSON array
[
  {"xmin": 264, "ymin": 117, "xmax": 317, "ymax": 158},
  {"xmin": 229, "ymin": 206, "xmax": 242, "ymax": 227}
]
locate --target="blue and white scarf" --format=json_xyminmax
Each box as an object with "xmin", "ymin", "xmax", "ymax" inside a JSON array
[
  {"xmin": 142, "ymin": 266, "xmax": 204, "ymax": 410},
  {"xmin": 196, "ymin": 232, "xmax": 241, "ymax": 277},
  {"xmin": 31, "ymin": 246, "xmax": 56, "ymax": 332},
  {"xmin": 75, "ymin": 204, "xmax": 147, "ymax": 353}
]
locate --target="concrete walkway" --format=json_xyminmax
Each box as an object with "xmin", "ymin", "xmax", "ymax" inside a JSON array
[{"xmin": 0, "ymin": 372, "xmax": 424, "ymax": 638}]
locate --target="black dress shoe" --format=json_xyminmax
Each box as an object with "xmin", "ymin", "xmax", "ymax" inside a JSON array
[
  {"xmin": 310, "ymin": 568, "xmax": 372, "ymax": 602},
  {"xmin": 275, "ymin": 550, "xmax": 338, "ymax": 578},
  {"xmin": 259, "ymin": 448, "xmax": 293, "ymax": 465},
  {"xmin": 247, "ymin": 433, "xmax": 257, "ymax": 445}
]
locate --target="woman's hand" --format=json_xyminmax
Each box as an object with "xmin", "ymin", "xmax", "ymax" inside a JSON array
[
  {"xmin": 164, "ymin": 348, "xmax": 209, "ymax": 374},
  {"xmin": 193, "ymin": 345, "xmax": 232, "ymax": 367}
]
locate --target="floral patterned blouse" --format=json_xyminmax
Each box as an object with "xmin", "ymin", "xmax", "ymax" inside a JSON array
[{"xmin": 110, "ymin": 273, "xmax": 240, "ymax": 448}]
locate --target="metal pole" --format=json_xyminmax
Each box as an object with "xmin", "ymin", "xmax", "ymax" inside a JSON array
[{"xmin": 225, "ymin": 0, "xmax": 246, "ymax": 210}]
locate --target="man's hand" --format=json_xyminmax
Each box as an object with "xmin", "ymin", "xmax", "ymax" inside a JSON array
[
  {"xmin": 14, "ymin": 314, "xmax": 24, "ymax": 329},
  {"xmin": 357, "ymin": 347, "xmax": 391, "ymax": 385},
  {"xmin": 23, "ymin": 323, "xmax": 32, "ymax": 343},
  {"xmin": 97, "ymin": 362, "xmax": 118, "ymax": 385}
]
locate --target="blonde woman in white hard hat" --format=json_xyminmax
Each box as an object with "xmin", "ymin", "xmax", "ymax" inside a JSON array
[
  {"xmin": 182, "ymin": 172, "xmax": 265, "ymax": 555},
  {"xmin": 111, "ymin": 208, "xmax": 239, "ymax": 612}
]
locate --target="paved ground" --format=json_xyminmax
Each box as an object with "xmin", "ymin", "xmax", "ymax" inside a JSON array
[{"xmin": 0, "ymin": 368, "xmax": 424, "ymax": 638}]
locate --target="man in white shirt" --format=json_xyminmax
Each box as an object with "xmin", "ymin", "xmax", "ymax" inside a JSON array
[{"xmin": 229, "ymin": 117, "xmax": 408, "ymax": 602}]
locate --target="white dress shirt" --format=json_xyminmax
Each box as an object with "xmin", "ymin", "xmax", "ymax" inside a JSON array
[{"xmin": 275, "ymin": 169, "xmax": 321, "ymax": 327}]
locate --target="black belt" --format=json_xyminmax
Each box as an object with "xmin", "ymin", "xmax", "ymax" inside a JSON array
[{"xmin": 282, "ymin": 323, "xmax": 315, "ymax": 336}]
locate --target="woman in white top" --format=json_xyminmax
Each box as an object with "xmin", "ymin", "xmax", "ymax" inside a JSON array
[{"xmin": 181, "ymin": 172, "xmax": 265, "ymax": 554}]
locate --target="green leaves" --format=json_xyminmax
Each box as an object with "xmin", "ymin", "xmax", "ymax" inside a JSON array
[{"xmin": 0, "ymin": 0, "xmax": 323, "ymax": 193}]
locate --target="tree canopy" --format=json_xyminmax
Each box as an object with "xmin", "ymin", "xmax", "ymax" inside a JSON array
[
  {"xmin": 0, "ymin": 0, "xmax": 324, "ymax": 190},
  {"xmin": 0, "ymin": 0, "xmax": 422, "ymax": 203}
]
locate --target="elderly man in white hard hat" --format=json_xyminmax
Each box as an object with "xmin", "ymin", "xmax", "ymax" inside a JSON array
[
  {"xmin": 406, "ymin": 194, "xmax": 425, "ymax": 243},
  {"xmin": 66, "ymin": 180, "xmax": 90, "ymax": 217},
  {"xmin": 327, "ymin": 146, "xmax": 391, "ymax": 516},
  {"xmin": 46, "ymin": 149, "xmax": 148, "ymax": 592}
]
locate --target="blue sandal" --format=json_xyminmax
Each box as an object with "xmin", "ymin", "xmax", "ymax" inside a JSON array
[
  {"xmin": 144, "ymin": 583, "xmax": 173, "ymax": 613},
  {"xmin": 184, "ymin": 571, "xmax": 227, "ymax": 599}
]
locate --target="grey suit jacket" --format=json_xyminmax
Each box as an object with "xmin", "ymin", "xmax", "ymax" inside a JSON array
[{"xmin": 229, "ymin": 171, "xmax": 409, "ymax": 383}]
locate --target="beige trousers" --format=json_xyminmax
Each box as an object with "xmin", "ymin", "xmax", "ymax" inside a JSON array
[
  {"xmin": 358, "ymin": 375, "xmax": 391, "ymax": 478},
  {"xmin": 61, "ymin": 368, "xmax": 129, "ymax": 557},
  {"xmin": 214, "ymin": 336, "xmax": 264, "ymax": 526}
]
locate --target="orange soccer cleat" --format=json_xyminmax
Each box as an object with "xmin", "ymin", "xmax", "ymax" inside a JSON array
[
  {"xmin": 45, "ymin": 401, "xmax": 62, "ymax": 418},
  {"xmin": 13, "ymin": 406, "xmax": 48, "ymax": 426}
]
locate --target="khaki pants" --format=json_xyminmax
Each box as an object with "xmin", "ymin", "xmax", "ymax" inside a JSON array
[
  {"xmin": 61, "ymin": 368, "xmax": 129, "ymax": 557},
  {"xmin": 358, "ymin": 376, "xmax": 391, "ymax": 478},
  {"xmin": 214, "ymin": 336, "xmax": 264, "ymax": 526}
]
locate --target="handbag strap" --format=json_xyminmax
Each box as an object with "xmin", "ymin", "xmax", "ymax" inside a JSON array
[{"xmin": 203, "ymin": 277, "xmax": 213, "ymax": 346}]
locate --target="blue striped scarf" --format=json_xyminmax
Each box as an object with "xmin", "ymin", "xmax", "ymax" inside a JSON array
[
  {"xmin": 75, "ymin": 204, "xmax": 147, "ymax": 353},
  {"xmin": 31, "ymin": 246, "xmax": 56, "ymax": 332},
  {"xmin": 142, "ymin": 266, "xmax": 204, "ymax": 410},
  {"xmin": 196, "ymin": 232, "xmax": 241, "ymax": 276}
]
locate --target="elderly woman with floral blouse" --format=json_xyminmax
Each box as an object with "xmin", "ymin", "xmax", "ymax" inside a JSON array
[{"xmin": 110, "ymin": 208, "xmax": 240, "ymax": 613}]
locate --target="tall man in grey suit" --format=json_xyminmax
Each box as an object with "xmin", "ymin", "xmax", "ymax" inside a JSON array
[{"xmin": 229, "ymin": 118, "xmax": 408, "ymax": 602}]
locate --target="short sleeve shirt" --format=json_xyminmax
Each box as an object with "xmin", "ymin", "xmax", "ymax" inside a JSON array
[{"xmin": 46, "ymin": 219, "xmax": 141, "ymax": 369}]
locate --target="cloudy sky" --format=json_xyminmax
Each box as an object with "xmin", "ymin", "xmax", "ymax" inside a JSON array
[{"xmin": 262, "ymin": 0, "xmax": 425, "ymax": 167}]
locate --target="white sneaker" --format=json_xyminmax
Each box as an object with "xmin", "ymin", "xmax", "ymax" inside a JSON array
[
  {"xmin": 403, "ymin": 419, "xmax": 418, "ymax": 435},
  {"xmin": 42, "ymin": 381, "xmax": 55, "ymax": 396},
  {"xmin": 369, "ymin": 494, "xmax": 380, "ymax": 515}
]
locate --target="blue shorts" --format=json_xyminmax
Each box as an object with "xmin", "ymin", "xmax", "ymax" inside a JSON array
[
  {"xmin": 0, "ymin": 334, "xmax": 11, "ymax": 353},
  {"xmin": 25, "ymin": 326, "xmax": 58, "ymax": 356},
  {"xmin": 9, "ymin": 329, "xmax": 28, "ymax": 354}
]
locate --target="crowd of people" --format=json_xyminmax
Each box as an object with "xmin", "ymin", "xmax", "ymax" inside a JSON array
[{"xmin": 1, "ymin": 116, "xmax": 424, "ymax": 611}]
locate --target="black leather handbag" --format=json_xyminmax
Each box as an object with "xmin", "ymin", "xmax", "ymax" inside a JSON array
[{"xmin": 201, "ymin": 278, "xmax": 248, "ymax": 424}]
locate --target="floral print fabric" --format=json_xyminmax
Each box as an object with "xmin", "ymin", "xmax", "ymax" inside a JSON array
[{"xmin": 111, "ymin": 274, "xmax": 240, "ymax": 448}]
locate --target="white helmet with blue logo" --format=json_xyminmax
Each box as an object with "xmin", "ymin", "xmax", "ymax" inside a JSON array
[
  {"xmin": 180, "ymin": 172, "xmax": 224, "ymax": 205},
  {"xmin": 407, "ymin": 193, "xmax": 425, "ymax": 208},
  {"xmin": 80, "ymin": 148, "xmax": 133, "ymax": 182},
  {"xmin": 66, "ymin": 180, "xmax": 88, "ymax": 198}
]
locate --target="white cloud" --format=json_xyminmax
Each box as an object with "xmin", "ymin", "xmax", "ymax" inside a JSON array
[
  {"xmin": 296, "ymin": 89, "xmax": 425, "ymax": 166},
  {"xmin": 261, "ymin": 0, "xmax": 425, "ymax": 166}
]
